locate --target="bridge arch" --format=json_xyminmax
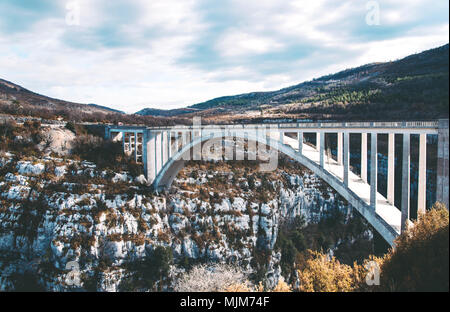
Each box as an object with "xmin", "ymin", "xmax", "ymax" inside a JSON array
[{"xmin": 154, "ymin": 131, "xmax": 398, "ymax": 246}]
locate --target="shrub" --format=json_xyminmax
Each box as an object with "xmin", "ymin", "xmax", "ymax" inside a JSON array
[
  {"xmin": 296, "ymin": 250, "xmax": 358, "ymax": 292},
  {"xmin": 65, "ymin": 122, "xmax": 76, "ymax": 134},
  {"xmin": 71, "ymin": 135, "xmax": 122, "ymax": 169},
  {"xmin": 293, "ymin": 203, "xmax": 449, "ymax": 292},
  {"xmin": 271, "ymin": 278, "xmax": 292, "ymax": 292},
  {"xmin": 378, "ymin": 202, "xmax": 449, "ymax": 292},
  {"xmin": 140, "ymin": 246, "xmax": 173, "ymax": 290}
]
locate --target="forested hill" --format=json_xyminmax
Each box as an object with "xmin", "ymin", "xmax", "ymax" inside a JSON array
[{"xmin": 138, "ymin": 44, "xmax": 449, "ymax": 121}]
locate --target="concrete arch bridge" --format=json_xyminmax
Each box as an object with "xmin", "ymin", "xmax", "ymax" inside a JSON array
[{"xmin": 105, "ymin": 120, "xmax": 449, "ymax": 246}]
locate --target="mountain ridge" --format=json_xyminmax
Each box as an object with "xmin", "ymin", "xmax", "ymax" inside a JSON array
[
  {"xmin": 1, "ymin": 44, "xmax": 448, "ymax": 122},
  {"xmin": 0, "ymin": 78, "xmax": 124, "ymax": 117},
  {"xmin": 137, "ymin": 44, "xmax": 449, "ymax": 121}
]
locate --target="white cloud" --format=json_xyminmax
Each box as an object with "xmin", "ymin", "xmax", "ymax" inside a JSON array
[
  {"xmin": 0, "ymin": 0, "xmax": 448, "ymax": 113},
  {"xmin": 216, "ymin": 31, "xmax": 284, "ymax": 57}
]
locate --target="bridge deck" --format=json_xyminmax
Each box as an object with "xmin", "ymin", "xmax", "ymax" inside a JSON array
[{"xmin": 280, "ymin": 134, "xmax": 402, "ymax": 234}]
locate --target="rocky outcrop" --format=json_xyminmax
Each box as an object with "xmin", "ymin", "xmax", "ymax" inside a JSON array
[{"xmin": 0, "ymin": 153, "xmax": 363, "ymax": 291}]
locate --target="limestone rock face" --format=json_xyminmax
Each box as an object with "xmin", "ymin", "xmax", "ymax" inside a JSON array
[{"xmin": 0, "ymin": 154, "xmax": 360, "ymax": 291}]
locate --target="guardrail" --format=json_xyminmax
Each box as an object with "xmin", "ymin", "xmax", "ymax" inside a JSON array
[{"xmin": 141, "ymin": 120, "xmax": 441, "ymax": 130}]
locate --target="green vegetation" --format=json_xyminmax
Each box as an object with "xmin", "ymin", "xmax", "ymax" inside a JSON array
[
  {"xmin": 120, "ymin": 246, "xmax": 174, "ymax": 291},
  {"xmin": 188, "ymin": 44, "xmax": 449, "ymax": 121},
  {"xmin": 275, "ymin": 208, "xmax": 374, "ymax": 284}
]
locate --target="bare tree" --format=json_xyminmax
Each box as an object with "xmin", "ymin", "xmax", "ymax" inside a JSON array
[{"xmin": 173, "ymin": 263, "xmax": 252, "ymax": 292}]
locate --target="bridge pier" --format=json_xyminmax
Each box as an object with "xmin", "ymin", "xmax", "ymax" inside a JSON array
[
  {"xmin": 361, "ymin": 133, "xmax": 367, "ymax": 183},
  {"xmin": 320, "ymin": 132, "xmax": 325, "ymax": 167},
  {"xmin": 437, "ymin": 119, "xmax": 449, "ymax": 209},
  {"xmin": 343, "ymin": 132, "xmax": 349, "ymax": 186},
  {"xmin": 193, "ymin": 127, "xmax": 202, "ymax": 161},
  {"xmin": 417, "ymin": 134, "xmax": 427, "ymax": 215},
  {"xmin": 143, "ymin": 130, "xmax": 156, "ymax": 185},
  {"xmin": 297, "ymin": 132, "xmax": 303, "ymax": 155},
  {"xmin": 401, "ymin": 133, "xmax": 410, "ymax": 232},
  {"xmin": 156, "ymin": 132, "xmax": 163, "ymax": 174},
  {"xmin": 370, "ymin": 133, "xmax": 377, "ymax": 210},
  {"xmin": 181, "ymin": 131, "xmax": 190, "ymax": 160},
  {"xmin": 162, "ymin": 131, "xmax": 168, "ymax": 165},
  {"xmin": 337, "ymin": 132, "xmax": 343, "ymax": 165},
  {"xmin": 387, "ymin": 133, "xmax": 395, "ymax": 205}
]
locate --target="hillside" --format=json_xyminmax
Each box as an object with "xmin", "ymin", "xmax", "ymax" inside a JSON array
[
  {"xmin": 0, "ymin": 79, "xmax": 188, "ymax": 126},
  {"xmin": 0, "ymin": 79, "xmax": 125, "ymax": 118},
  {"xmin": 2, "ymin": 44, "xmax": 448, "ymax": 124},
  {"xmin": 138, "ymin": 44, "xmax": 449, "ymax": 122}
]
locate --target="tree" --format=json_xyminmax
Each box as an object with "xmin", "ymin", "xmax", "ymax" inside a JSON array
[
  {"xmin": 174, "ymin": 264, "xmax": 250, "ymax": 292},
  {"xmin": 142, "ymin": 246, "xmax": 173, "ymax": 290}
]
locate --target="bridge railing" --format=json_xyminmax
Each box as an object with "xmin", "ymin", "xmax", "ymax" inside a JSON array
[{"xmin": 144, "ymin": 120, "xmax": 440, "ymax": 131}]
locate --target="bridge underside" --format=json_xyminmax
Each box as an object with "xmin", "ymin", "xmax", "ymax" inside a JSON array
[{"xmin": 154, "ymin": 132, "xmax": 400, "ymax": 246}]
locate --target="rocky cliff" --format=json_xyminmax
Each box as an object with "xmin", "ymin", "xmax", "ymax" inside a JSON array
[{"xmin": 0, "ymin": 153, "xmax": 373, "ymax": 291}]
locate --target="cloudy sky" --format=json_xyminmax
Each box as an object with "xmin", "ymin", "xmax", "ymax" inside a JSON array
[{"xmin": 0, "ymin": 0, "xmax": 448, "ymax": 113}]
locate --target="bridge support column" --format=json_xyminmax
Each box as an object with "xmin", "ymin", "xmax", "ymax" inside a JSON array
[
  {"xmin": 297, "ymin": 132, "xmax": 303, "ymax": 155},
  {"xmin": 181, "ymin": 131, "xmax": 187, "ymax": 147},
  {"xmin": 343, "ymin": 132, "xmax": 349, "ymax": 186},
  {"xmin": 361, "ymin": 133, "xmax": 367, "ymax": 183},
  {"xmin": 316, "ymin": 132, "xmax": 321, "ymax": 151},
  {"xmin": 401, "ymin": 133, "xmax": 410, "ymax": 232},
  {"xmin": 337, "ymin": 132, "xmax": 343, "ymax": 165},
  {"xmin": 387, "ymin": 133, "xmax": 395, "ymax": 205},
  {"xmin": 122, "ymin": 131, "xmax": 126, "ymax": 153},
  {"xmin": 162, "ymin": 131, "xmax": 168, "ymax": 166},
  {"xmin": 417, "ymin": 134, "xmax": 427, "ymax": 215},
  {"xmin": 168, "ymin": 131, "xmax": 172, "ymax": 159},
  {"xmin": 320, "ymin": 132, "xmax": 325, "ymax": 168},
  {"xmin": 370, "ymin": 133, "xmax": 377, "ymax": 210},
  {"xmin": 437, "ymin": 119, "xmax": 449, "ymax": 209},
  {"xmin": 156, "ymin": 132, "xmax": 163, "ymax": 173},
  {"xmin": 143, "ymin": 130, "xmax": 156, "ymax": 185},
  {"xmin": 181, "ymin": 131, "xmax": 190, "ymax": 160},
  {"xmin": 193, "ymin": 124, "xmax": 202, "ymax": 161}
]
